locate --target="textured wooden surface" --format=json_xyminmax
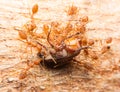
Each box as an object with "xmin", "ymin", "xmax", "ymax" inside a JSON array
[{"xmin": 0, "ymin": 0, "xmax": 120, "ymax": 92}]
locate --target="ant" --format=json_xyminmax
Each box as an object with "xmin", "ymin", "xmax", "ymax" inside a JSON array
[{"xmin": 18, "ymin": 4, "xmax": 112, "ymax": 79}]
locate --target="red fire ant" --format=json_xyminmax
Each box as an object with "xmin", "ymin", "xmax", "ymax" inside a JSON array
[
  {"xmin": 18, "ymin": 4, "xmax": 112, "ymax": 79},
  {"xmin": 19, "ymin": 26, "xmax": 90, "ymax": 79}
]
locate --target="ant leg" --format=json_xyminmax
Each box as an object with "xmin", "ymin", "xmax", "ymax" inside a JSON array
[
  {"xmin": 80, "ymin": 46, "xmax": 90, "ymax": 50},
  {"xmin": 67, "ymin": 32, "xmax": 81, "ymax": 39},
  {"xmin": 62, "ymin": 32, "xmax": 81, "ymax": 43},
  {"xmin": 73, "ymin": 59, "xmax": 93, "ymax": 70},
  {"xmin": 77, "ymin": 46, "xmax": 91, "ymax": 52},
  {"xmin": 36, "ymin": 41, "xmax": 47, "ymax": 51}
]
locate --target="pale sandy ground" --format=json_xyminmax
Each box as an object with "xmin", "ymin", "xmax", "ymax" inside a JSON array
[{"xmin": 0, "ymin": 0, "xmax": 120, "ymax": 92}]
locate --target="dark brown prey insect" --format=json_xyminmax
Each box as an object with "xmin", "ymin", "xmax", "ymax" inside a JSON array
[
  {"xmin": 37, "ymin": 28, "xmax": 89, "ymax": 68},
  {"xmin": 38, "ymin": 46, "xmax": 89, "ymax": 68}
]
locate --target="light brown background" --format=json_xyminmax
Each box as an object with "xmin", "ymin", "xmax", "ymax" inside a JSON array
[{"xmin": 0, "ymin": 0, "xmax": 120, "ymax": 92}]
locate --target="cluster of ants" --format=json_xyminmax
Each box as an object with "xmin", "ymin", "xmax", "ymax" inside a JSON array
[{"xmin": 16, "ymin": 4, "xmax": 112, "ymax": 79}]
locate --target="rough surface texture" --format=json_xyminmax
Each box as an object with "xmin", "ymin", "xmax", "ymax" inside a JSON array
[{"xmin": 0, "ymin": 0, "xmax": 120, "ymax": 92}]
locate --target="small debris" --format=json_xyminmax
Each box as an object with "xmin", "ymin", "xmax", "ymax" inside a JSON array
[{"xmin": 40, "ymin": 85, "xmax": 46, "ymax": 90}]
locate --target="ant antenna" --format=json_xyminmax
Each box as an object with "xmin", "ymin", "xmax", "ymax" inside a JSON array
[
  {"xmin": 79, "ymin": 46, "xmax": 90, "ymax": 51},
  {"xmin": 47, "ymin": 28, "xmax": 57, "ymax": 49},
  {"xmin": 36, "ymin": 41, "xmax": 47, "ymax": 50}
]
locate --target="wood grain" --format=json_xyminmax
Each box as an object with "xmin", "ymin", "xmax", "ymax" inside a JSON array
[{"xmin": 0, "ymin": 0, "xmax": 120, "ymax": 92}]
